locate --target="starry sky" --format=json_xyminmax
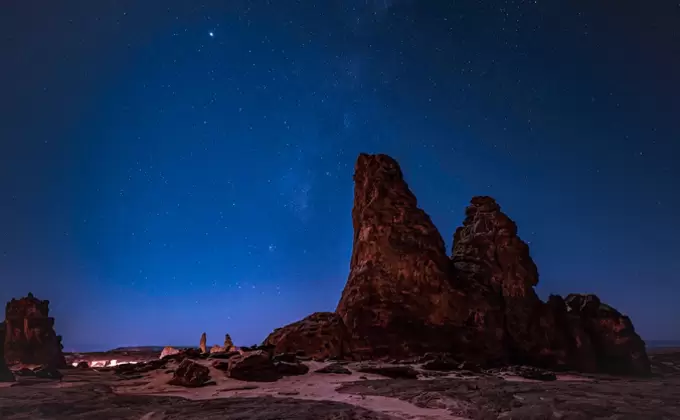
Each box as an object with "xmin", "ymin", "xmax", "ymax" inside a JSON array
[{"xmin": 1, "ymin": 1, "xmax": 678, "ymax": 351}]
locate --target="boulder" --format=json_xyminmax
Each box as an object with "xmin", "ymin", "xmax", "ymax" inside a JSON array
[
  {"xmin": 167, "ymin": 359, "xmax": 211, "ymax": 387},
  {"xmin": 3, "ymin": 293, "xmax": 67, "ymax": 368},
  {"xmin": 336, "ymin": 153, "xmax": 464, "ymax": 359},
  {"xmin": 159, "ymin": 346, "xmax": 180, "ymax": 360},
  {"xmin": 226, "ymin": 350, "xmax": 280, "ymax": 382},
  {"xmin": 263, "ymin": 312, "xmax": 351, "ymax": 360},
  {"xmin": 565, "ymin": 294, "xmax": 650, "ymax": 375}
]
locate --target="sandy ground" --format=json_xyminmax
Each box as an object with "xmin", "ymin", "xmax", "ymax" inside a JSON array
[
  {"xmin": 1, "ymin": 349, "xmax": 678, "ymax": 419},
  {"xmin": 118, "ymin": 360, "xmax": 457, "ymax": 420}
]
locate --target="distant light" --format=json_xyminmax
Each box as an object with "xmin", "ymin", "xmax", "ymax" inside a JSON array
[{"xmin": 209, "ymin": 32, "xmax": 214, "ymax": 37}]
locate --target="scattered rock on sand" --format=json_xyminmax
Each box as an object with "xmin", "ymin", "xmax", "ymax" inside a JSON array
[
  {"xmin": 356, "ymin": 365, "xmax": 419, "ymax": 379},
  {"xmin": 274, "ymin": 361, "xmax": 309, "ymax": 376},
  {"xmin": 315, "ymin": 363, "xmax": 352, "ymax": 375},
  {"xmin": 167, "ymin": 359, "xmax": 211, "ymax": 387}
]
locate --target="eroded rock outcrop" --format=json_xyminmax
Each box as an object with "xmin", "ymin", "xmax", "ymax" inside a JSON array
[
  {"xmin": 452, "ymin": 197, "xmax": 572, "ymax": 367},
  {"xmin": 335, "ymin": 153, "xmax": 464, "ymax": 359},
  {"xmin": 565, "ymin": 294, "xmax": 650, "ymax": 375},
  {"xmin": 261, "ymin": 153, "xmax": 649, "ymax": 376},
  {"xmin": 263, "ymin": 312, "xmax": 351, "ymax": 360},
  {"xmin": 3, "ymin": 293, "xmax": 66, "ymax": 367}
]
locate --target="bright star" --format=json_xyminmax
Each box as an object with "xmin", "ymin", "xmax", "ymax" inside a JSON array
[{"xmin": 209, "ymin": 32, "xmax": 214, "ymax": 37}]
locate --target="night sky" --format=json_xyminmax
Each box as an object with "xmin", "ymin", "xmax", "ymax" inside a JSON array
[{"xmin": 1, "ymin": 1, "xmax": 678, "ymax": 351}]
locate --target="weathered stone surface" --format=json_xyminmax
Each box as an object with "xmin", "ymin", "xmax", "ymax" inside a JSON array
[
  {"xmin": 227, "ymin": 350, "xmax": 280, "ymax": 382},
  {"xmin": 452, "ymin": 197, "xmax": 577, "ymax": 368},
  {"xmin": 336, "ymin": 153, "xmax": 464, "ymax": 359},
  {"xmin": 565, "ymin": 294, "xmax": 650, "ymax": 375},
  {"xmin": 3, "ymin": 293, "xmax": 67, "ymax": 367},
  {"xmin": 167, "ymin": 359, "xmax": 211, "ymax": 387},
  {"xmin": 545, "ymin": 294, "xmax": 598, "ymax": 372},
  {"xmin": 262, "ymin": 312, "xmax": 351, "ymax": 360}
]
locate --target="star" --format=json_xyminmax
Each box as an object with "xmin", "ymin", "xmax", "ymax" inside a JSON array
[{"xmin": 209, "ymin": 32, "xmax": 214, "ymax": 37}]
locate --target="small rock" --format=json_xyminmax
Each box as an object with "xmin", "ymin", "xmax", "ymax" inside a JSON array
[
  {"xmin": 315, "ymin": 363, "xmax": 352, "ymax": 375},
  {"xmin": 275, "ymin": 361, "xmax": 309, "ymax": 376},
  {"xmin": 33, "ymin": 366, "xmax": 63, "ymax": 380},
  {"xmin": 278, "ymin": 390, "xmax": 300, "ymax": 396},
  {"xmin": 272, "ymin": 353, "xmax": 298, "ymax": 363},
  {"xmin": 357, "ymin": 365, "xmax": 419, "ymax": 379}
]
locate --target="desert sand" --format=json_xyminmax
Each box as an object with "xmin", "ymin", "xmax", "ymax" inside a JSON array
[{"xmin": 1, "ymin": 348, "xmax": 678, "ymax": 419}]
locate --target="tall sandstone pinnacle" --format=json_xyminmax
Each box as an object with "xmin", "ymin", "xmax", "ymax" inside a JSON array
[
  {"xmin": 3, "ymin": 293, "xmax": 66, "ymax": 368},
  {"xmin": 335, "ymin": 153, "xmax": 464, "ymax": 358}
]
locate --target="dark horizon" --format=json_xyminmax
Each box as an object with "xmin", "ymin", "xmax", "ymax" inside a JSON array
[{"xmin": 2, "ymin": 1, "xmax": 678, "ymax": 351}]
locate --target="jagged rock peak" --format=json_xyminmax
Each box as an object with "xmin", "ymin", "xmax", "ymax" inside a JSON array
[
  {"xmin": 452, "ymin": 195, "xmax": 538, "ymax": 294},
  {"xmin": 336, "ymin": 153, "xmax": 462, "ymax": 359}
]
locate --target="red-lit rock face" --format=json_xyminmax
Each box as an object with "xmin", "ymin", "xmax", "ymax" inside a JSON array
[
  {"xmin": 336, "ymin": 153, "xmax": 465, "ymax": 359},
  {"xmin": 263, "ymin": 312, "xmax": 351, "ymax": 360},
  {"xmin": 565, "ymin": 294, "xmax": 650, "ymax": 375},
  {"xmin": 3, "ymin": 293, "xmax": 66, "ymax": 367}
]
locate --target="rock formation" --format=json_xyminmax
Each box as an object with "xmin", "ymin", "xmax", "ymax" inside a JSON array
[
  {"xmin": 335, "ymin": 153, "xmax": 464, "ymax": 359},
  {"xmin": 263, "ymin": 312, "xmax": 352, "ymax": 360},
  {"xmin": 565, "ymin": 294, "xmax": 650, "ymax": 375},
  {"xmin": 224, "ymin": 334, "xmax": 234, "ymax": 349},
  {"xmin": 199, "ymin": 332, "xmax": 207, "ymax": 353},
  {"xmin": 259, "ymin": 153, "xmax": 651, "ymax": 375},
  {"xmin": 3, "ymin": 293, "xmax": 66, "ymax": 367},
  {"xmin": 452, "ymin": 196, "xmax": 570, "ymax": 367}
]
